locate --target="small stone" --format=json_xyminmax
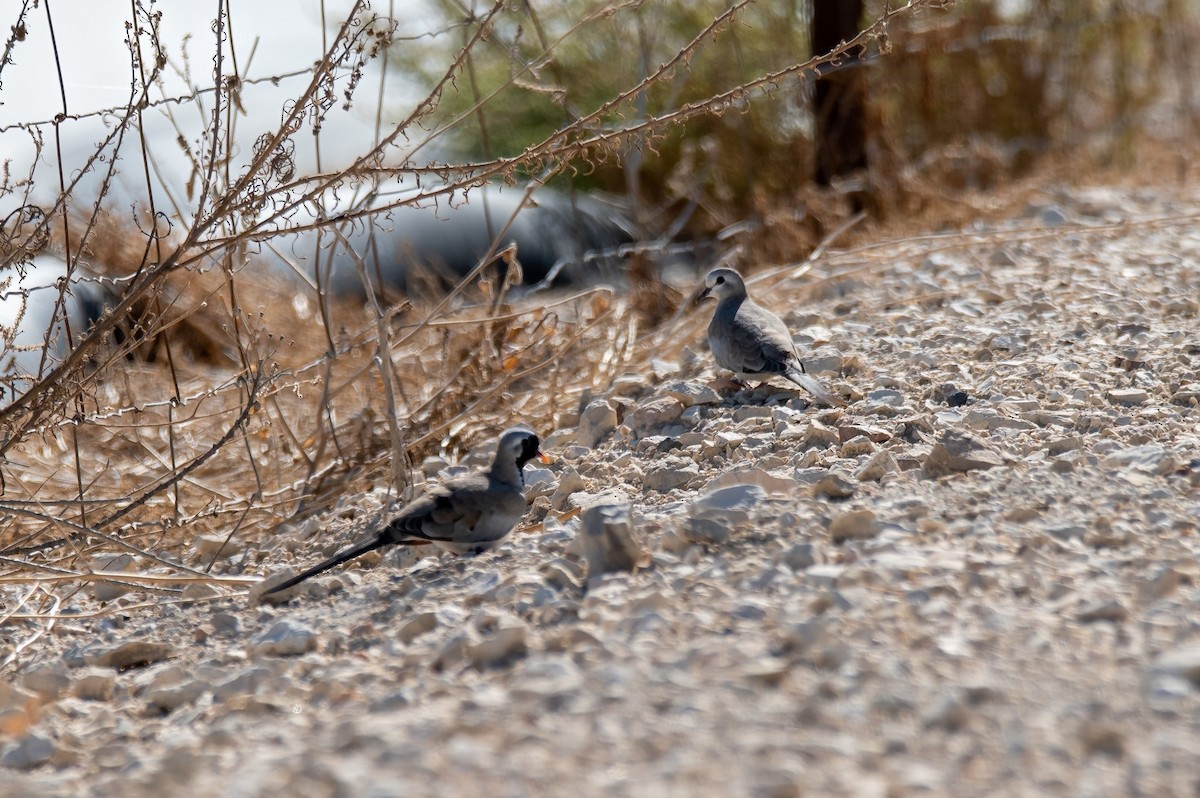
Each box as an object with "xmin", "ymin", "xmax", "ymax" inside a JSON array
[
  {"xmin": 578, "ymin": 495, "xmax": 648, "ymax": 579},
  {"xmin": 705, "ymin": 467, "xmax": 794, "ymax": 495},
  {"xmin": 467, "ymin": 624, "xmax": 528, "ymax": 670},
  {"xmin": 661, "ymin": 380, "xmax": 722, "ymax": 408},
  {"xmin": 683, "ymin": 484, "xmax": 765, "ymax": 545},
  {"xmin": 684, "ymin": 516, "xmax": 735, "ymax": 545},
  {"xmin": 923, "ymin": 429, "xmax": 1005, "ymax": 475},
  {"xmin": 94, "ymin": 641, "xmax": 174, "ymax": 670},
  {"xmin": 73, "ymin": 670, "xmax": 116, "ymax": 702},
  {"xmin": 250, "ymin": 620, "xmax": 318, "ymax": 658},
  {"xmin": 1049, "ymin": 458, "xmax": 1075, "ymax": 474},
  {"xmin": 395, "ymin": 612, "xmax": 438, "ymax": 644},
  {"xmin": 420, "ymin": 455, "xmax": 448, "ymax": 477},
  {"xmin": 210, "ymin": 613, "xmax": 241, "ymax": 636},
  {"xmin": 512, "ymin": 656, "xmax": 584, "ymax": 706},
  {"xmin": 146, "ymin": 667, "xmax": 206, "ymax": 712},
  {"xmin": 1107, "ymin": 388, "xmax": 1148, "ymax": 406},
  {"xmin": 692, "ymin": 484, "xmax": 767, "ymax": 514},
  {"xmin": 989, "ymin": 248, "xmax": 1016, "ymax": 266},
  {"xmin": 839, "ymin": 436, "xmax": 875, "ymax": 457},
  {"xmin": 432, "ymin": 632, "xmax": 475, "ymax": 672},
  {"xmin": 716, "ymin": 430, "xmax": 746, "ymax": 450},
  {"xmin": 181, "ymin": 584, "xmax": 219, "ymax": 606},
  {"xmin": 1045, "ymin": 525, "xmax": 1086, "ymax": 542},
  {"xmin": 1101, "ymin": 444, "xmax": 1178, "ymax": 476},
  {"xmin": 838, "ymin": 424, "xmax": 892, "ymax": 443},
  {"xmin": 550, "ymin": 466, "xmax": 587, "ymax": 508},
  {"xmin": 251, "ymin": 569, "xmax": 304, "ymax": 604},
  {"xmin": 644, "ymin": 457, "xmax": 699, "ymax": 492},
  {"xmin": 829, "ymin": 509, "xmax": 879, "ymax": 542},
  {"xmin": 0, "ymin": 707, "xmax": 29, "ymax": 737},
  {"xmin": 854, "ymin": 449, "xmax": 898, "ymax": 482},
  {"xmin": 20, "ymin": 662, "xmax": 70, "ymax": 699},
  {"xmin": 1040, "ymin": 206, "xmax": 1068, "ymax": 225},
  {"xmin": 776, "ymin": 620, "xmax": 825, "ymax": 656},
  {"xmin": 576, "ymin": 399, "xmax": 618, "ymax": 448},
  {"xmin": 610, "ymin": 372, "xmax": 648, "ymax": 397},
  {"xmin": 812, "ymin": 472, "xmax": 855, "ymax": 499},
  {"xmin": 625, "ymin": 395, "xmax": 684, "ymax": 436},
  {"xmin": 540, "ymin": 558, "xmax": 584, "ymax": 591},
  {"xmin": 1084, "ymin": 519, "xmax": 1129, "ymax": 548},
  {"xmin": 88, "ymin": 554, "xmax": 136, "ymax": 602},
  {"xmin": 798, "ymin": 422, "xmax": 840, "ymax": 451},
  {"xmin": 923, "ymin": 694, "xmax": 969, "ymax": 731},
  {"xmin": 1045, "ymin": 436, "xmax": 1084, "ymax": 455},
  {"xmin": 1139, "ymin": 567, "xmax": 1181, "ymax": 603},
  {"xmin": 805, "ymin": 350, "xmax": 843, "ymax": 375},
  {"xmin": 1151, "ymin": 646, "xmax": 1200, "ymax": 686},
  {"xmin": 522, "ymin": 467, "xmax": 557, "ymax": 499},
  {"xmin": 658, "ymin": 527, "xmax": 693, "ymax": 555},
  {"xmin": 779, "ymin": 542, "xmax": 818, "ymax": 571},
  {"xmin": 868, "ymin": 387, "xmax": 905, "ymax": 404},
  {"xmin": 731, "ymin": 404, "xmax": 773, "ymax": 423},
  {"xmin": 1076, "ymin": 599, "xmax": 1127, "ymax": 624},
  {"xmin": 213, "ymin": 667, "xmax": 273, "ymax": 701},
  {"xmin": 1, "ymin": 733, "xmax": 55, "ymax": 770},
  {"xmin": 1079, "ymin": 718, "xmax": 1125, "ymax": 758},
  {"xmin": 195, "ymin": 534, "xmax": 245, "ymax": 559},
  {"xmin": 742, "ymin": 657, "xmax": 789, "ymax": 687}
]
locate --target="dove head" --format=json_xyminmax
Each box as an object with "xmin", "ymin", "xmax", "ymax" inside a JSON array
[
  {"xmin": 493, "ymin": 426, "xmax": 548, "ymax": 482},
  {"xmin": 697, "ymin": 267, "xmax": 747, "ymax": 304}
]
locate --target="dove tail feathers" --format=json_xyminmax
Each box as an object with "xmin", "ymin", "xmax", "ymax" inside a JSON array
[
  {"xmin": 785, "ymin": 368, "xmax": 847, "ymax": 408},
  {"xmin": 262, "ymin": 534, "xmax": 390, "ymax": 595}
]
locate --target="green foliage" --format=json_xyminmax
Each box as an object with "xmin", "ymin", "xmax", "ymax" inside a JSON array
[{"xmin": 397, "ymin": 0, "xmax": 811, "ymax": 225}]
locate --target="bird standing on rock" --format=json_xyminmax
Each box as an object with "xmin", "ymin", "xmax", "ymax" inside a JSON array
[
  {"xmin": 697, "ymin": 267, "xmax": 845, "ymax": 407},
  {"xmin": 262, "ymin": 426, "xmax": 549, "ymax": 597}
]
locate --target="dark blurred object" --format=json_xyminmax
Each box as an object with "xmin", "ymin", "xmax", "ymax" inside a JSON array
[
  {"xmin": 270, "ymin": 186, "xmax": 636, "ymax": 301},
  {"xmin": 934, "ymin": 382, "xmax": 970, "ymax": 407},
  {"xmin": 812, "ymin": 0, "xmax": 868, "ymax": 195}
]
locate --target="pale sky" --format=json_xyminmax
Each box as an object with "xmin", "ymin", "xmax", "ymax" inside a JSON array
[{"xmin": 0, "ymin": 0, "xmax": 428, "ymax": 219}]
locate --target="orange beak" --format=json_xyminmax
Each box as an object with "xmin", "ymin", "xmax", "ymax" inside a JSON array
[{"xmin": 536, "ymin": 450, "xmax": 554, "ymax": 464}]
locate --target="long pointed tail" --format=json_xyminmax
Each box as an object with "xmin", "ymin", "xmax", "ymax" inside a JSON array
[
  {"xmin": 786, "ymin": 368, "xmax": 847, "ymax": 408},
  {"xmin": 261, "ymin": 535, "xmax": 389, "ymax": 595}
]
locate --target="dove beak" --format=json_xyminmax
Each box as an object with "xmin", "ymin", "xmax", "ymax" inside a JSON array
[{"xmin": 696, "ymin": 286, "xmax": 713, "ymax": 304}]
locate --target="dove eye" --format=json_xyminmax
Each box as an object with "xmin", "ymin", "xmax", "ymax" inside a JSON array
[{"xmin": 715, "ymin": 276, "xmax": 725, "ymax": 284}]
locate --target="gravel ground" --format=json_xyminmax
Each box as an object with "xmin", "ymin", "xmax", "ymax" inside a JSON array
[{"xmin": 4, "ymin": 184, "xmax": 1200, "ymax": 797}]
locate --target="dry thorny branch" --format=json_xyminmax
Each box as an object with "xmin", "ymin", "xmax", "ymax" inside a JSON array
[{"xmin": 0, "ymin": 0, "xmax": 945, "ymax": 659}]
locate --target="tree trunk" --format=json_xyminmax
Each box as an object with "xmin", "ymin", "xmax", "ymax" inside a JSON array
[{"xmin": 812, "ymin": 0, "xmax": 867, "ymax": 188}]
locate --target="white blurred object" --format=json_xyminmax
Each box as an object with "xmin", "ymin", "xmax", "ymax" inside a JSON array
[{"xmin": 0, "ymin": 254, "xmax": 109, "ymax": 405}]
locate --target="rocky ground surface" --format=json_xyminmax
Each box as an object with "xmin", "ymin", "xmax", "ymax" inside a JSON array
[{"xmin": 5, "ymin": 184, "xmax": 1200, "ymax": 797}]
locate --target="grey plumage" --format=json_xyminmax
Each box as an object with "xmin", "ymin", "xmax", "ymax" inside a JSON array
[
  {"xmin": 262, "ymin": 426, "xmax": 546, "ymax": 596},
  {"xmin": 697, "ymin": 267, "xmax": 845, "ymax": 407}
]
